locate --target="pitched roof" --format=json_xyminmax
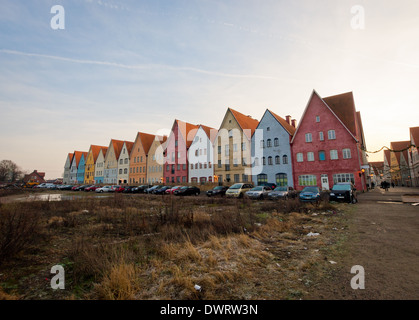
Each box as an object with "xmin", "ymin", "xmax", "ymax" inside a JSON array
[
  {"xmin": 100, "ymin": 147, "xmax": 108, "ymax": 158},
  {"xmin": 109, "ymin": 139, "xmax": 125, "ymax": 159},
  {"xmin": 72, "ymin": 151, "xmax": 87, "ymax": 168},
  {"xmin": 199, "ymin": 124, "xmax": 218, "ymax": 144},
  {"xmin": 89, "ymin": 145, "xmax": 107, "ymax": 163},
  {"xmin": 124, "ymin": 141, "xmax": 134, "ymax": 156},
  {"xmin": 369, "ymin": 161, "xmax": 384, "ymax": 175},
  {"xmin": 229, "ymin": 108, "xmax": 259, "ymax": 139},
  {"xmin": 383, "ymin": 149, "xmax": 391, "ymax": 164},
  {"xmin": 135, "ymin": 132, "xmax": 158, "ymax": 155},
  {"xmin": 410, "ymin": 127, "xmax": 419, "ymax": 147},
  {"xmin": 175, "ymin": 119, "xmax": 200, "ymax": 149},
  {"xmin": 390, "ymin": 141, "xmax": 411, "ymax": 164},
  {"xmin": 322, "ymin": 92, "xmax": 357, "ymax": 137},
  {"xmin": 268, "ymin": 109, "xmax": 296, "ymax": 136}
]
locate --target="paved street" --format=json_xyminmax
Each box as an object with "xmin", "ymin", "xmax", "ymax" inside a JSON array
[{"xmin": 307, "ymin": 186, "xmax": 419, "ymax": 299}]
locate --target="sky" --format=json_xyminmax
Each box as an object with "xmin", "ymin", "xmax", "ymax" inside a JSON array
[{"xmin": 0, "ymin": 0, "xmax": 418, "ymax": 179}]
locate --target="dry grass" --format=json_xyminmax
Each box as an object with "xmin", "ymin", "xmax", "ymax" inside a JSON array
[{"xmin": 0, "ymin": 192, "xmax": 346, "ymax": 300}]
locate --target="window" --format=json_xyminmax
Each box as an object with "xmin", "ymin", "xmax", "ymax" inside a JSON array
[
  {"xmin": 218, "ymin": 146, "xmax": 221, "ymax": 154},
  {"xmin": 228, "ymin": 130, "xmax": 233, "ymax": 138},
  {"xmin": 241, "ymin": 143, "xmax": 246, "ymax": 151},
  {"xmin": 226, "ymin": 174, "xmax": 231, "ymax": 182},
  {"xmin": 283, "ymin": 155, "xmax": 288, "ymax": 164},
  {"xmin": 183, "ymin": 164, "xmax": 186, "ymax": 170},
  {"xmin": 307, "ymin": 152, "xmax": 314, "ymax": 162},
  {"xmin": 296, "ymin": 153, "xmax": 303, "ymax": 162},
  {"xmin": 191, "ymin": 164, "xmax": 194, "ymax": 170},
  {"xmin": 274, "ymin": 138, "xmax": 279, "ymax": 147},
  {"xmin": 275, "ymin": 156, "xmax": 280, "ymax": 164},
  {"xmin": 305, "ymin": 133, "xmax": 312, "ymax": 143},
  {"xmin": 242, "ymin": 174, "xmax": 248, "ymax": 182},
  {"xmin": 233, "ymin": 158, "xmax": 238, "ymax": 167},
  {"xmin": 254, "ymin": 157, "xmax": 259, "ymax": 166},
  {"xmin": 267, "ymin": 139, "xmax": 272, "ymax": 147},
  {"xmin": 233, "ymin": 144, "xmax": 238, "ymax": 152},
  {"xmin": 195, "ymin": 163, "xmax": 198, "ymax": 169},
  {"xmin": 209, "ymin": 162, "xmax": 212, "ymax": 168},
  {"xmin": 316, "ymin": 116, "xmax": 320, "ymax": 123},
  {"xmin": 319, "ymin": 151, "xmax": 326, "ymax": 161},
  {"xmin": 333, "ymin": 173, "xmax": 355, "ymax": 184},
  {"xmin": 242, "ymin": 158, "xmax": 247, "ymax": 166},
  {"xmin": 330, "ymin": 150, "xmax": 338, "ymax": 160},
  {"xmin": 234, "ymin": 174, "xmax": 240, "ymax": 182},
  {"xmin": 177, "ymin": 164, "xmax": 180, "ymax": 171},
  {"xmin": 328, "ymin": 130, "xmax": 336, "ymax": 140},
  {"xmin": 120, "ymin": 159, "xmax": 123, "ymax": 164},
  {"xmin": 119, "ymin": 169, "xmax": 122, "ymax": 174},
  {"xmin": 267, "ymin": 127, "xmax": 270, "ymax": 132},
  {"xmin": 166, "ymin": 165, "xmax": 170, "ymax": 172},
  {"xmin": 257, "ymin": 174, "xmax": 268, "ymax": 185},
  {"xmin": 199, "ymin": 163, "xmax": 203, "ymax": 169},
  {"xmin": 260, "ymin": 140, "xmax": 265, "ymax": 148},
  {"xmin": 276, "ymin": 173, "xmax": 288, "ymax": 186},
  {"xmin": 124, "ymin": 168, "xmax": 128, "ymax": 174},
  {"xmin": 218, "ymin": 160, "xmax": 222, "ymax": 168},
  {"xmin": 268, "ymin": 156, "xmax": 273, "ymax": 165},
  {"xmin": 299, "ymin": 175, "xmax": 317, "ymax": 186},
  {"xmin": 319, "ymin": 132, "xmax": 324, "ymax": 141},
  {"xmin": 175, "ymin": 140, "xmax": 178, "ymax": 147},
  {"xmin": 225, "ymin": 145, "xmax": 230, "ymax": 156},
  {"xmin": 262, "ymin": 157, "xmax": 266, "ymax": 165},
  {"xmin": 343, "ymin": 148, "xmax": 352, "ymax": 159}
]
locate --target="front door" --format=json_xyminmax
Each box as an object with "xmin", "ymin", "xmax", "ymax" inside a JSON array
[{"xmin": 321, "ymin": 174, "xmax": 329, "ymax": 190}]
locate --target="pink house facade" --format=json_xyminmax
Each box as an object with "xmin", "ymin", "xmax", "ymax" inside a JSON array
[{"xmin": 291, "ymin": 90, "xmax": 368, "ymax": 192}]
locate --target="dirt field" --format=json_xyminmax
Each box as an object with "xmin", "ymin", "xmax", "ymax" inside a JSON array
[{"xmin": 305, "ymin": 188, "xmax": 419, "ymax": 299}]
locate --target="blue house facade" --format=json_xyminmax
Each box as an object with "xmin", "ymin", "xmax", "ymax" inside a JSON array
[
  {"xmin": 251, "ymin": 110, "xmax": 296, "ymax": 187},
  {"xmin": 77, "ymin": 153, "xmax": 87, "ymax": 184}
]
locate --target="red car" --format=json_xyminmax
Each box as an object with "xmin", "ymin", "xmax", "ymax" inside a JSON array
[
  {"xmin": 85, "ymin": 185, "xmax": 98, "ymax": 192},
  {"xmin": 114, "ymin": 186, "xmax": 125, "ymax": 193},
  {"xmin": 165, "ymin": 186, "xmax": 182, "ymax": 194}
]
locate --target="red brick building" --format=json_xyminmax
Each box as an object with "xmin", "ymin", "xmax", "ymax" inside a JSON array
[
  {"xmin": 164, "ymin": 119, "xmax": 199, "ymax": 184},
  {"xmin": 23, "ymin": 170, "xmax": 46, "ymax": 184},
  {"xmin": 291, "ymin": 90, "xmax": 368, "ymax": 191}
]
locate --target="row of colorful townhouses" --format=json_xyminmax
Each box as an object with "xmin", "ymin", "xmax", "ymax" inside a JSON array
[
  {"xmin": 63, "ymin": 90, "xmax": 370, "ymax": 191},
  {"xmin": 371, "ymin": 127, "xmax": 419, "ymax": 187}
]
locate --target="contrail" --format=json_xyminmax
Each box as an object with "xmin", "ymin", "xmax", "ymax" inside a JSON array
[{"xmin": 0, "ymin": 49, "xmax": 278, "ymax": 80}]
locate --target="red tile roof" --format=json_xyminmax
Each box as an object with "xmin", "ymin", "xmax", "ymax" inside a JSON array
[
  {"xmin": 72, "ymin": 151, "xmax": 87, "ymax": 167},
  {"xmin": 390, "ymin": 141, "xmax": 411, "ymax": 164},
  {"xmin": 199, "ymin": 124, "xmax": 218, "ymax": 144},
  {"xmin": 89, "ymin": 145, "xmax": 107, "ymax": 163},
  {"xmin": 109, "ymin": 139, "xmax": 125, "ymax": 159},
  {"xmin": 410, "ymin": 127, "xmax": 419, "ymax": 148},
  {"xmin": 175, "ymin": 119, "xmax": 200, "ymax": 149},
  {"xmin": 124, "ymin": 141, "xmax": 134, "ymax": 156},
  {"xmin": 322, "ymin": 92, "xmax": 357, "ymax": 137},
  {"xmin": 135, "ymin": 132, "xmax": 158, "ymax": 155},
  {"xmin": 229, "ymin": 108, "xmax": 259, "ymax": 139},
  {"xmin": 268, "ymin": 110, "xmax": 296, "ymax": 136}
]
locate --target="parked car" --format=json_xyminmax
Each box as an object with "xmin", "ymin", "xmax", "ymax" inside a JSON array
[
  {"xmin": 206, "ymin": 186, "xmax": 229, "ymax": 197},
  {"xmin": 132, "ymin": 185, "xmax": 152, "ymax": 193},
  {"xmin": 113, "ymin": 186, "xmax": 126, "ymax": 193},
  {"xmin": 225, "ymin": 183, "xmax": 254, "ymax": 198},
  {"xmin": 174, "ymin": 186, "xmax": 201, "ymax": 196},
  {"xmin": 258, "ymin": 182, "xmax": 277, "ymax": 190},
  {"xmin": 84, "ymin": 185, "xmax": 98, "ymax": 192},
  {"xmin": 95, "ymin": 185, "xmax": 114, "ymax": 193},
  {"xmin": 245, "ymin": 186, "xmax": 272, "ymax": 199},
  {"xmin": 299, "ymin": 186, "xmax": 321, "ymax": 203},
  {"xmin": 154, "ymin": 186, "xmax": 171, "ymax": 194},
  {"xmin": 165, "ymin": 186, "xmax": 182, "ymax": 195},
  {"xmin": 145, "ymin": 185, "xmax": 160, "ymax": 194},
  {"xmin": 267, "ymin": 186, "xmax": 297, "ymax": 200},
  {"xmin": 122, "ymin": 186, "xmax": 136, "ymax": 193},
  {"xmin": 329, "ymin": 182, "xmax": 357, "ymax": 204}
]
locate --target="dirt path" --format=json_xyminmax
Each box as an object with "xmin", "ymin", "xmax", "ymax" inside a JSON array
[{"xmin": 306, "ymin": 189, "xmax": 419, "ymax": 299}]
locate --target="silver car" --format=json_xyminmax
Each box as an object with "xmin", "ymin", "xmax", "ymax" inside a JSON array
[
  {"xmin": 267, "ymin": 186, "xmax": 296, "ymax": 200},
  {"xmin": 245, "ymin": 186, "xmax": 272, "ymax": 199}
]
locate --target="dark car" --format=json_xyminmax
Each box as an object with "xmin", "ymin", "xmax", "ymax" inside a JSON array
[
  {"xmin": 258, "ymin": 182, "xmax": 277, "ymax": 190},
  {"xmin": 153, "ymin": 186, "xmax": 171, "ymax": 195},
  {"xmin": 122, "ymin": 186, "xmax": 136, "ymax": 193},
  {"xmin": 329, "ymin": 182, "xmax": 357, "ymax": 204},
  {"xmin": 174, "ymin": 186, "xmax": 201, "ymax": 196},
  {"xmin": 206, "ymin": 186, "xmax": 229, "ymax": 197},
  {"xmin": 299, "ymin": 186, "xmax": 321, "ymax": 203},
  {"xmin": 132, "ymin": 185, "xmax": 152, "ymax": 193},
  {"xmin": 145, "ymin": 185, "xmax": 160, "ymax": 194},
  {"xmin": 74, "ymin": 185, "xmax": 90, "ymax": 191}
]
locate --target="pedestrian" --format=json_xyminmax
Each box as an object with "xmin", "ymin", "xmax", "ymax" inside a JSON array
[
  {"xmin": 385, "ymin": 181, "xmax": 389, "ymax": 191},
  {"xmin": 391, "ymin": 182, "xmax": 395, "ymax": 188}
]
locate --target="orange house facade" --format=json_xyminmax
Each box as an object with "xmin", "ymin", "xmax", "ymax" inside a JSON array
[{"xmin": 129, "ymin": 132, "xmax": 156, "ymax": 185}]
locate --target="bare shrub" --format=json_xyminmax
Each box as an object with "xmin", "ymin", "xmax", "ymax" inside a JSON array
[{"xmin": 0, "ymin": 204, "xmax": 42, "ymax": 263}]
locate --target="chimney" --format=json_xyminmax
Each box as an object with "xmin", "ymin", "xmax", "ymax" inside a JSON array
[
  {"xmin": 285, "ymin": 115, "xmax": 291, "ymax": 125},
  {"xmin": 291, "ymin": 119, "xmax": 297, "ymax": 128}
]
